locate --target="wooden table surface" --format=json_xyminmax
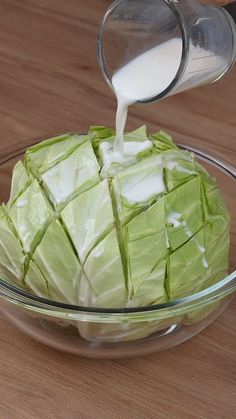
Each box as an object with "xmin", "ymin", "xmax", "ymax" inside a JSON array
[{"xmin": 0, "ymin": 1, "xmax": 235, "ymax": 418}]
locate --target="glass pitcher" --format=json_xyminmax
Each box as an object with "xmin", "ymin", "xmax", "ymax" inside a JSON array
[{"xmin": 97, "ymin": 0, "xmax": 236, "ymax": 103}]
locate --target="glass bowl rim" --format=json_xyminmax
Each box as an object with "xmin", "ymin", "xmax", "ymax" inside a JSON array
[{"xmin": 0, "ymin": 134, "xmax": 235, "ymax": 319}]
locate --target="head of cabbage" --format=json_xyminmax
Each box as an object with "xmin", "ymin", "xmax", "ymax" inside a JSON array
[{"xmin": 0, "ymin": 126, "xmax": 230, "ymax": 341}]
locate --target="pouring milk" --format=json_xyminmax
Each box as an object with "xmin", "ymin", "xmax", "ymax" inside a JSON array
[
  {"xmin": 112, "ymin": 38, "xmax": 182, "ymax": 153},
  {"xmin": 111, "ymin": 37, "xmax": 226, "ymax": 154}
]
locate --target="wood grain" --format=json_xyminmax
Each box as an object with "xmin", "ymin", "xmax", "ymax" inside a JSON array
[{"xmin": 0, "ymin": 1, "xmax": 235, "ymax": 418}]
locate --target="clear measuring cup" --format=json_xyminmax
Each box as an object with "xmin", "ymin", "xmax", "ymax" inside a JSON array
[{"xmin": 97, "ymin": 0, "xmax": 236, "ymax": 103}]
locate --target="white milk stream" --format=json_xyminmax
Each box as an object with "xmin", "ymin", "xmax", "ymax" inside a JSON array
[{"xmin": 112, "ymin": 37, "xmax": 183, "ymax": 152}]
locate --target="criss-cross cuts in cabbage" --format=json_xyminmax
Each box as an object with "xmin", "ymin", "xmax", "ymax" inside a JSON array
[
  {"xmin": 122, "ymin": 197, "xmax": 168, "ymax": 306},
  {"xmin": 0, "ymin": 207, "xmax": 25, "ymax": 285},
  {"xmin": 166, "ymin": 176, "xmax": 204, "ymax": 251},
  {"xmin": 41, "ymin": 141, "xmax": 100, "ymax": 207},
  {"xmin": 9, "ymin": 179, "xmax": 53, "ymax": 254},
  {"xmin": 8, "ymin": 161, "xmax": 33, "ymax": 206},
  {"xmin": 79, "ymin": 229, "xmax": 127, "ymax": 308},
  {"xmin": 0, "ymin": 127, "xmax": 230, "ymax": 325},
  {"xmin": 61, "ymin": 180, "xmax": 114, "ymax": 264},
  {"xmin": 31, "ymin": 219, "xmax": 82, "ymax": 304},
  {"xmin": 25, "ymin": 133, "xmax": 88, "ymax": 174},
  {"xmin": 112, "ymin": 154, "xmax": 165, "ymax": 226},
  {"xmin": 24, "ymin": 260, "xmax": 50, "ymax": 299},
  {"xmin": 163, "ymin": 149, "xmax": 196, "ymax": 192}
]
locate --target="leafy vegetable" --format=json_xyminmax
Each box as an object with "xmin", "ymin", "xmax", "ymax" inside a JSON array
[{"xmin": 0, "ymin": 126, "xmax": 230, "ymax": 342}]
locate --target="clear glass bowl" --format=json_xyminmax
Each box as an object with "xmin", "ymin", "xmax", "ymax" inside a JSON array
[{"xmin": 0, "ymin": 136, "xmax": 235, "ymax": 358}]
